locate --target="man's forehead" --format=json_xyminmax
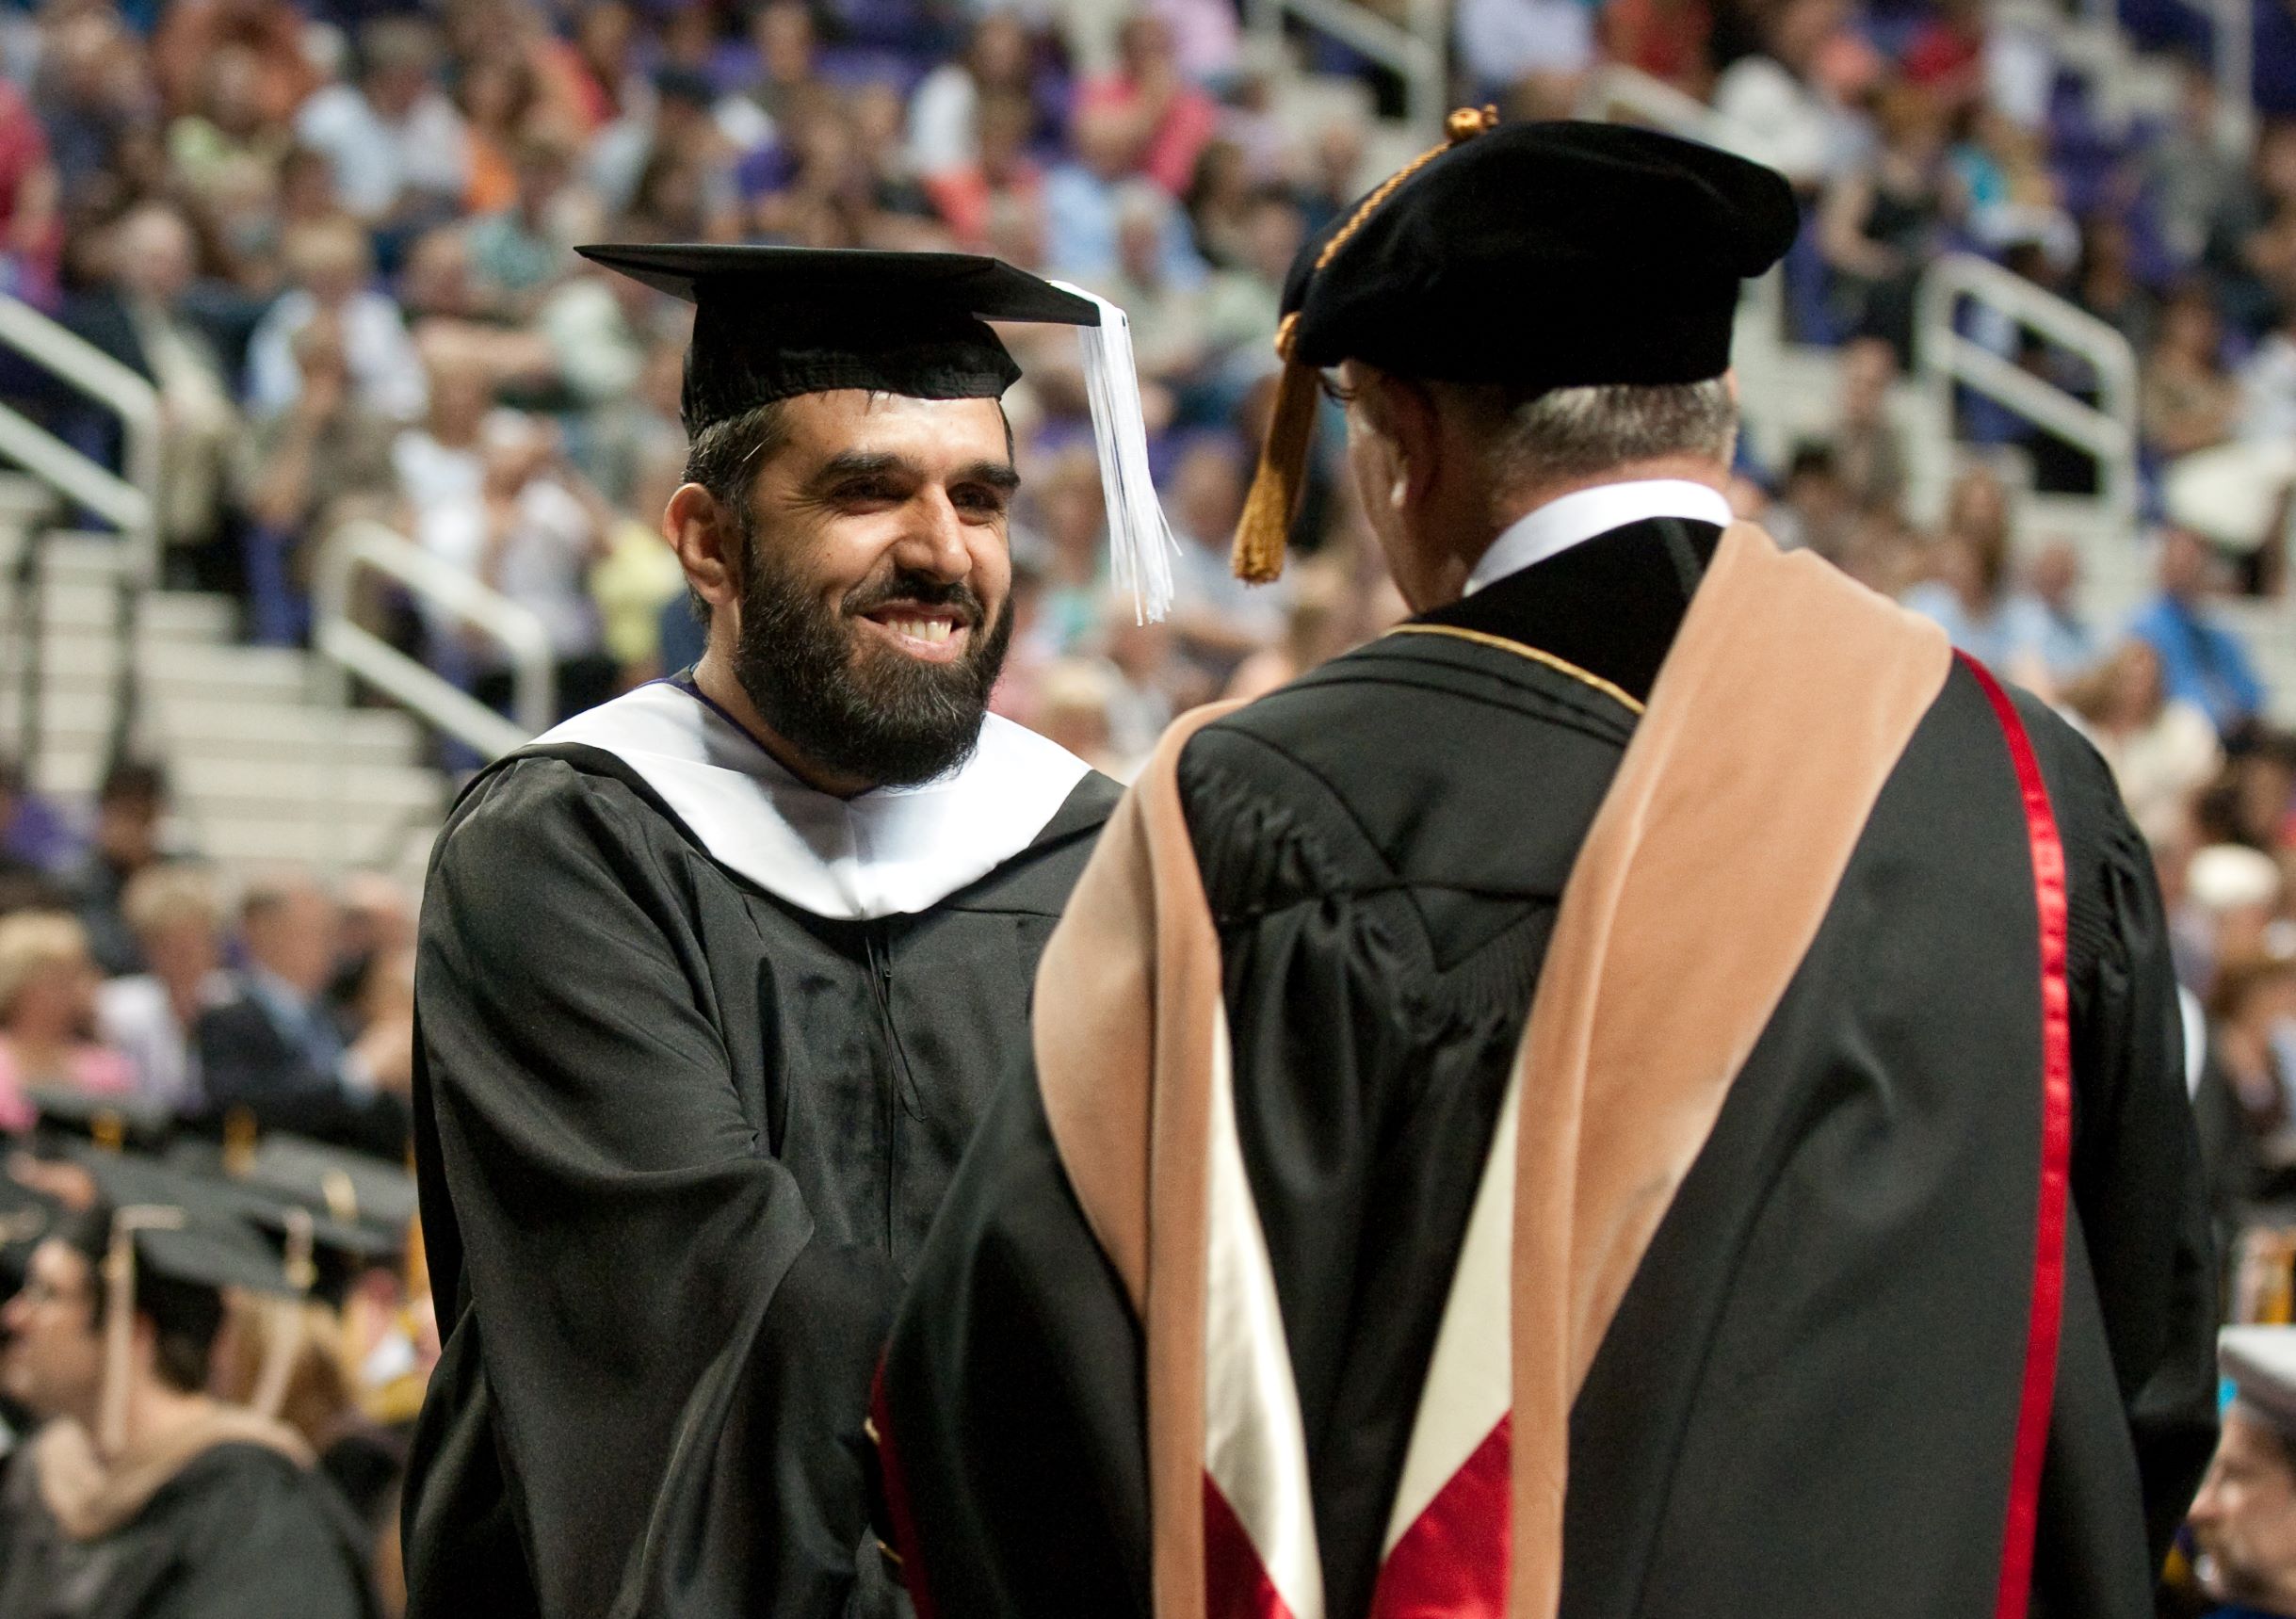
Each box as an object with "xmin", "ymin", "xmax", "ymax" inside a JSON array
[{"xmin": 780, "ymin": 391, "xmax": 1012, "ymax": 461}]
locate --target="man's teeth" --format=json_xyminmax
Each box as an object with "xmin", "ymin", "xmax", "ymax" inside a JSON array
[{"xmin": 885, "ymin": 618, "xmax": 954, "ymax": 643}]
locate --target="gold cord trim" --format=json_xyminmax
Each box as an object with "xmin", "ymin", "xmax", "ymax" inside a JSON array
[{"xmin": 1383, "ymin": 623, "xmax": 1647, "ymax": 716}]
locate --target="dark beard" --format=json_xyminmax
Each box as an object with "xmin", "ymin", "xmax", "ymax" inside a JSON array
[{"xmin": 731, "ymin": 533, "xmax": 1015, "ymax": 790}]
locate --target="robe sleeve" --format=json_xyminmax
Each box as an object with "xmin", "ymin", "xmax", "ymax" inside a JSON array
[
  {"xmin": 2036, "ymin": 704, "xmax": 2220, "ymax": 1566},
  {"xmin": 412, "ymin": 759, "xmax": 895, "ymax": 1617},
  {"xmin": 876, "ymin": 1067, "xmax": 1153, "ymax": 1619}
]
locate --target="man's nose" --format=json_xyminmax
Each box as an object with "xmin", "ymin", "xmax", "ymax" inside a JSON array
[{"xmin": 893, "ymin": 490, "xmax": 973, "ymax": 583}]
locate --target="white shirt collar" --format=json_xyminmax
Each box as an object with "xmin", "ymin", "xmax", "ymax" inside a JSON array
[
  {"xmin": 1463, "ymin": 478, "xmax": 1735, "ymax": 596},
  {"xmin": 533, "ymin": 681, "xmax": 1092, "ymax": 920}
]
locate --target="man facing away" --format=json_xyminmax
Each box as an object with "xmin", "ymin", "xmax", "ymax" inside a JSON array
[
  {"xmin": 877, "ymin": 117, "xmax": 2218, "ymax": 1619},
  {"xmin": 401, "ymin": 245, "xmax": 1140, "ymax": 1618}
]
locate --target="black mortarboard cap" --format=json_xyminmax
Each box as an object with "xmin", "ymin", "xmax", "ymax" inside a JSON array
[
  {"xmin": 237, "ymin": 1135, "xmax": 417, "ymax": 1239},
  {"xmin": 574, "ymin": 243, "xmax": 1102, "ymax": 434},
  {"xmin": 1232, "ymin": 113, "xmax": 1798, "ymax": 584},
  {"xmin": 1280, "ymin": 118, "xmax": 1798, "ymax": 388},
  {"xmin": 71, "ymin": 1158, "xmax": 300, "ymax": 1304},
  {"xmin": 27, "ymin": 1087, "xmax": 173, "ymax": 1156}
]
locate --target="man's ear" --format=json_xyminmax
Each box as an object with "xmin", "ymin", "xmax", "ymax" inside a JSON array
[
  {"xmin": 665, "ymin": 482, "xmax": 741, "ymax": 608},
  {"xmin": 1358, "ymin": 369, "xmax": 1441, "ymax": 515}
]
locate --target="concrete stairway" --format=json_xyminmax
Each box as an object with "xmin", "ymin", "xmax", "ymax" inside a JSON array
[{"xmin": 0, "ymin": 491, "xmax": 446, "ymax": 889}]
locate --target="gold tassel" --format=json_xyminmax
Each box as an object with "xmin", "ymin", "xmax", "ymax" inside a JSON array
[
  {"xmin": 1232, "ymin": 315, "xmax": 1317, "ymax": 585},
  {"xmin": 1229, "ymin": 106, "xmax": 1502, "ymax": 586}
]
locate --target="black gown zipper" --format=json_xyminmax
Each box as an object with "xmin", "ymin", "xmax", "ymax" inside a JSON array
[{"xmin": 864, "ymin": 922, "xmax": 924, "ymax": 1248}]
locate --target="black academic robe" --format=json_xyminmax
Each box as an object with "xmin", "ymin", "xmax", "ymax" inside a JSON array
[
  {"xmin": 0, "ymin": 1439, "xmax": 376, "ymax": 1619},
  {"xmin": 879, "ymin": 517, "xmax": 2220, "ymax": 1619},
  {"xmin": 401, "ymin": 725, "xmax": 1118, "ymax": 1619}
]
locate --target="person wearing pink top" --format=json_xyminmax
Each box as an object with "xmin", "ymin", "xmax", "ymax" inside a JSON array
[
  {"xmin": 0, "ymin": 912, "xmax": 134, "ymax": 1134},
  {"xmin": 1074, "ymin": 14, "xmax": 1219, "ymax": 198}
]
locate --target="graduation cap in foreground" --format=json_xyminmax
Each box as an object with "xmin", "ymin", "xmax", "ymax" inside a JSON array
[
  {"xmin": 1230, "ymin": 112, "xmax": 1800, "ymax": 585},
  {"xmin": 63, "ymin": 1158, "xmax": 303, "ymax": 1451},
  {"xmin": 576, "ymin": 242, "xmax": 1180, "ymax": 622}
]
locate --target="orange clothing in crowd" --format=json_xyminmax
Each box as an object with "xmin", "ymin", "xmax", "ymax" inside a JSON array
[{"xmin": 152, "ymin": 0, "xmax": 319, "ymax": 123}]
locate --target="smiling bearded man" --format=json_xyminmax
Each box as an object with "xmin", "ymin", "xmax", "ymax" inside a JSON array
[{"xmin": 398, "ymin": 245, "xmax": 1147, "ymax": 1619}]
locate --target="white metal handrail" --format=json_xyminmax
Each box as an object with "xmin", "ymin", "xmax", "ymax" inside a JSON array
[
  {"xmin": 1915, "ymin": 252, "xmax": 2141, "ymax": 537},
  {"xmin": 1244, "ymin": 0, "xmax": 1444, "ymax": 136},
  {"xmin": 0, "ymin": 296, "xmax": 159, "ymax": 582},
  {"xmin": 312, "ymin": 519, "xmax": 555, "ymax": 761}
]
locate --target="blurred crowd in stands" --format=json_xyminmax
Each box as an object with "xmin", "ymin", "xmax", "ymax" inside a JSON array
[{"xmin": 0, "ymin": 0, "xmax": 2288, "ymax": 1605}]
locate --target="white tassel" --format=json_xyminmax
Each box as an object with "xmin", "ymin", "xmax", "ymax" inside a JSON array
[{"xmin": 1049, "ymin": 281, "xmax": 1180, "ymax": 624}]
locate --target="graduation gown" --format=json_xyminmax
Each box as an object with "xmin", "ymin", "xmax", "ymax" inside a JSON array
[
  {"xmin": 400, "ymin": 680, "xmax": 1116, "ymax": 1619},
  {"xmin": 875, "ymin": 517, "xmax": 2219, "ymax": 1618},
  {"xmin": 0, "ymin": 1418, "xmax": 375, "ymax": 1619}
]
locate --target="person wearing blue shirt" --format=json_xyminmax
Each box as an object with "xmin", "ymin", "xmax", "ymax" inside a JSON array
[{"xmin": 2129, "ymin": 526, "xmax": 2267, "ymax": 740}]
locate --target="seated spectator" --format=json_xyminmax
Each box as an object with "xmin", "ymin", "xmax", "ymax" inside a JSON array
[
  {"xmin": 2198, "ymin": 949, "xmax": 2296, "ymax": 1202},
  {"xmin": 392, "ymin": 348, "xmax": 494, "ymax": 526},
  {"xmin": 0, "ymin": 913, "xmax": 133, "ymax": 1133},
  {"xmin": 417, "ymin": 412, "xmax": 617, "ymax": 719},
  {"xmin": 34, "ymin": 11, "xmax": 152, "ymax": 204},
  {"xmin": 0, "ymin": 75, "xmax": 62, "ymax": 310},
  {"xmin": 922, "ymin": 89, "xmax": 1043, "ymax": 251},
  {"xmin": 1599, "ymin": 0, "xmax": 1714, "ymax": 97},
  {"xmin": 2240, "ymin": 297, "xmax": 2296, "ymax": 444},
  {"xmin": 2129, "ymin": 526, "xmax": 2270, "ymax": 741},
  {"xmin": 1044, "ymin": 103, "xmax": 1207, "ymax": 289},
  {"xmin": 908, "ymin": 10, "xmax": 1038, "ymax": 177},
  {"xmin": 294, "ymin": 18, "xmax": 469, "ymax": 232},
  {"xmin": 195, "ymin": 873, "xmax": 409, "ymax": 1154},
  {"xmin": 168, "ymin": 44, "xmax": 293, "ymax": 205},
  {"xmin": 1455, "ymin": 0, "xmax": 1596, "ymax": 106},
  {"xmin": 1765, "ymin": 443, "xmax": 1854, "ymax": 557},
  {"xmin": 2145, "ymin": 283, "xmax": 2243, "ymax": 461},
  {"xmin": 1183, "ymin": 138, "xmax": 1253, "ymax": 270},
  {"xmin": 2024, "ymin": 537, "xmax": 2101, "ymax": 683},
  {"xmin": 1031, "ymin": 657, "xmax": 1128, "ymax": 777},
  {"xmin": 2065, "ymin": 640, "xmax": 2223, "ymax": 847},
  {"xmin": 1899, "ymin": 470, "xmax": 2057, "ymax": 689},
  {"xmin": 1104, "ymin": 183, "xmax": 1209, "ymax": 403},
  {"xmin": 589, "ymin": 440, "xmax": 688, "ymax": 689},
  {"xmin": 1817, "ymin": 80, "xmax": 1958, "ymax": 361},
  {"xmin": 2073, "ymin": 211, "xmax": 2157, "ymax": 356},
  {"xmin": 1822, "ymin": 335, "xmax": 1907, "ymax": 512},
  {"xmin": 535, "ymin": 258, "xmax": 655, "ymax": 406},
  {"xmin": 1224, "ymin": 557, "xmax": 1360, "ymax": 701},
  {"xmin": 63, "ymin": 761, "xmax": 173, "ymax": 979},
  {"xmin": 234, "ymin": 314, "xmax": 400, "ymax": 644},
  {"xmin": 2190, "ymin": 1328, "xmax": 2296, "ymax": 1616},
  {"xmin": 466, "ymin": 133, "xmax": 586, "ymax": 315},
  {"xmin": 1199, "ymin": 186, "xmax": 1302, "ymax": 399},
  {"xmin": 1168, "ymin": 435, "xmax": 1285, "ymax": 671},
  {"xmin": 454, "ymin": 55, "xmax": 542, "ymax": 216},
  {"xmin": 151, "ymin": 0, "xmax": 316, "ymax": 127},
  {"xmin": 1294, "ymin": 119, "xmax": 1365, "ymax": 235},
  {"xmin": 94, "ymin": 864, "xmax": 232, "ymax": 1115},
  {"xmin": 245, "ymin": 219, "xmax": 428, "ymax": 423},
  {"xmin": 65, "ymin": 202, "xmax": 241, "ymax": 581},
  {"xmin": 590, "ymin": 65, "xmax": 738, "ymax": 224},
  {"xmin": 0, "ymin": 1196, "xmax": 374, "ymax": 1617},
  {"xmin": 1074, "ymin": 13, "xmax": 1218, "ymax": 198},
  {"xmin": 1711, "ymin": 0, "xmax": 1865, "ymax": 195},
  {"xmin": 0, "ymin": 756, "xmax": 77, "ymax": 882}
]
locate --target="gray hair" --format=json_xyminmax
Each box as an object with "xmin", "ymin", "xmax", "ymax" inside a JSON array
[{"xmin": 1484, "ymin": 378, "xmax": 1738, "ymax": 493}]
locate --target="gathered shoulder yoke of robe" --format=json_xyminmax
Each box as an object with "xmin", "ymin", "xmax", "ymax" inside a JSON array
[
  {"xmin": 399, "ymin": 677, "xmax": 1119, "ymax": 1619},
  {"xmin": 876, "ymin": 515, "xmax": 2219, "ymax": 1619},
  {"xmin": 0, "ymin": 1413, "xmax": 375, "ymax": 1619}
]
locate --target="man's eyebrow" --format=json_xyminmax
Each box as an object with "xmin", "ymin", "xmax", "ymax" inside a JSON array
[
  {"xmin": 808, "ymin": 450, "xmax": 911, "ymax": 489},
  {"xmin": 954, "ymin": 461, "xmax": 1022, "ymax": 494}
]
